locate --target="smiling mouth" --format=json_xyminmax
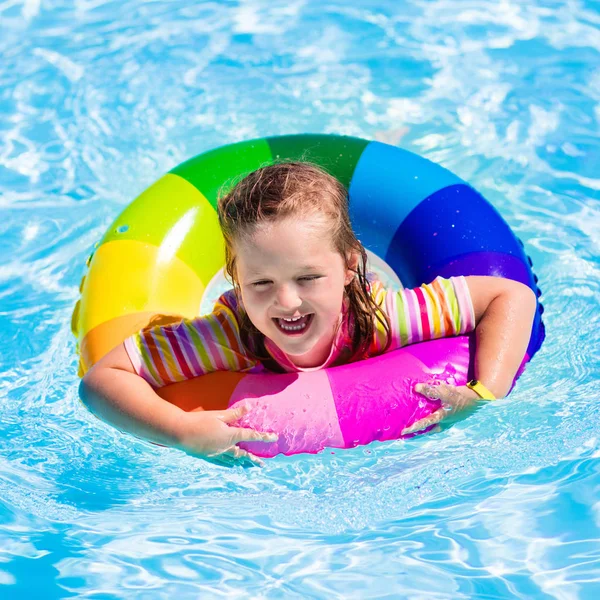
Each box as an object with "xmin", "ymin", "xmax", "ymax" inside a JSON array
[{"xmin": 273, "ymin": 314, "xmax": 314, "ymax": 335}]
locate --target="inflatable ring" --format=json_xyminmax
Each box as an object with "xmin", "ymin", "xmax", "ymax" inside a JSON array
[{"xmin": 73, "ymin": 134, "xmax": 545, "ymax": 457}]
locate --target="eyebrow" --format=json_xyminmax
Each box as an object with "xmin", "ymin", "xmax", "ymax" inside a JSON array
[{"xmin": 245, "ymin": 265, "xmax": 325, "ymax": 277}]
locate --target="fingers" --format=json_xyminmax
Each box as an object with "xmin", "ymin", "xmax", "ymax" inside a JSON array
[
  {"xmin": 408, "ymin": 382, "xmax": 484, "ymax": 437},
  {"xmin": 222, "ymin": 445, "xmax": 265, "ymax": 467},
  {"xmin": 414, "ymin": 383, "xmax": 453, "ymax": 400},
  {"xmin": 401, "ymin": 408, "xmax": 446, "ymax": 435},
  {"xmin": 217, "ymin": 403, "xmax": 251, "ymax": 424},
  {"xmin": 204, "ymin": 444, "xmax": 265, "ymax": 468},
  {"xmin": 414, "ymin": 383, "xmax": 436, "ymax": 398},
  {"xmin": 414, "ymin": 383, "xmax": 465, "ymax": 413},
  {"xmin": 214, "ymin": 404, "xmax": 278, "ymax": 446},
  {"xmin": 218, "ymin": 404, "xmax": 279, "ymax": 444},
  {"xmin": 231, "ymin": 426, "xmax": 278, "ymax": 445}
]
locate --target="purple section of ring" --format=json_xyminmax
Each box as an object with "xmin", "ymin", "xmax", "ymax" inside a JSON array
[
  {"xmin": 428, "ymin": 250, "xmax": 545, "ymax": 356},
  {"xmin": 329, "ymin": 336, "xmax": 471, "ymax": 448},
  {"xmin": 427, "ymin": 251, "xmax": 535, "ymax": 288}
]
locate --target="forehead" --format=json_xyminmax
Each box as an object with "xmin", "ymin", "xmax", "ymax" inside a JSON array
[{"xmin": 235, "ymin": 216, "xmax": 339, "ymax": 272}]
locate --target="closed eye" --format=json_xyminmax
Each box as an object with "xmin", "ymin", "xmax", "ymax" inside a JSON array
[{"xmin": 250, "ymin": 275, "xmax": 322, "ymax": 288}]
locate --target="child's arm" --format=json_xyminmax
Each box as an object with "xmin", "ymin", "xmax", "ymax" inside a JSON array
[
  {"xmin": 462, "ymin": 275, "xmax": 537, "ymax": 398},
  {"xmin": 80, "ymin": 342, "xmax": 277, "ymax": 465},
  {"xmin": 403, "ymin": 276, "xmax": 537, "ymax": 434}
]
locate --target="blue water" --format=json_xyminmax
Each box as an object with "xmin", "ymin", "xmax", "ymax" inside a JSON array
[{"xmin": 1, "ymin": 0, "xmax": 599, "ymax": 597}]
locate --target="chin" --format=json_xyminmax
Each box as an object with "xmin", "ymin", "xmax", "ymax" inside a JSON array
[
  {"xmin": 277, "ymin": 340, "xmax": 312, "ymax": 356},
  {"xmin": 277, "ymin": 336, "xmax": 317, "ymax": 357},
  {"xmin": 287, "ymin": 347, "xmax": 314, "ymax": 359}
]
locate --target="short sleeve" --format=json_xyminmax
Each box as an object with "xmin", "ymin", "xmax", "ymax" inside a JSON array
[
  {"xmin": 382, "ymin": 275, "xmax": 476, "ymax": 352},
  {"xmin": 123, "ymin": 290, "xmax": 260, "ymax": 388}
]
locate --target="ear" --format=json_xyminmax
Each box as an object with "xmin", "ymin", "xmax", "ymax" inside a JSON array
[{"xmin": 344, "ymin": 251, "xmax": 360, "ymax": 286}]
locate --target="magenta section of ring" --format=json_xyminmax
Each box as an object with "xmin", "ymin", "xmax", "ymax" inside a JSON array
[{"xmin": 329, "ymin": 337, "xmax": 471, "ymax": 448}]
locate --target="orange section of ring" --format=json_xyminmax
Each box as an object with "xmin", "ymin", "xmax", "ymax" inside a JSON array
[
  {"xmin": 157, "ymin": 372, "xmax": 247, "ymax": 412},
  {"xmin": 78, "ymin": 312, "xmax": 186, "ymax": 375}
]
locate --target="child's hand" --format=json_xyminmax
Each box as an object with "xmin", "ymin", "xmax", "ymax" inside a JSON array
[
  {"xmin": 175, "ymin": 405, "xmax": 277, "ymax": 467},
  {"xmin": 401, "ymin": 384, "xmax": 482, "ymax": 435}
]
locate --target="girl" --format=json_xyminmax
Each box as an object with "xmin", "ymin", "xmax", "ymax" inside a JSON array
[{"xmin": 80, "ymin": 162, "xmax": 537, "ymax": 466}]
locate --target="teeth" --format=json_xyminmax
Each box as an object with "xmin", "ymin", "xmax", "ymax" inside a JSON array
[
  {"xmin": 277, "ymin": 315, "xmax": 309, "ymax": 331},
  {"xmin": 280, "ymin": 323, "xmax": 306, "ymax": 331}
]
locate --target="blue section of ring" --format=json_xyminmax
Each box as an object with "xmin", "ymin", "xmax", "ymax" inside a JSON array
[
  {"xmin": 385, "ymin": 184, "xmax": 529, "ymax": 287},
  {"xmin": 348, "ymin": 142, "xmax": 464, "ymax": 259}
]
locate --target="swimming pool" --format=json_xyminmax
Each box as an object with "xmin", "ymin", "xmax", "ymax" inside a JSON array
[{"xmin": 1, "ymin": 0, "xmax": 599, "ymax": 597}]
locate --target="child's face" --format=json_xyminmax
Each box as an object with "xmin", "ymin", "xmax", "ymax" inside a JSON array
[{"xmin": 234, "ymin": 215, "xmax": 355, "ymax": 368}]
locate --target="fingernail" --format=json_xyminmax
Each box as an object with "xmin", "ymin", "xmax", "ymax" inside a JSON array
[{"xmin": 414, "ymin": 384, "xmax": 423, "ymax": 392}]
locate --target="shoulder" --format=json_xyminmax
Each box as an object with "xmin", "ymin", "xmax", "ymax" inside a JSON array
[
  {"xmin": 213, "ymin": 287, "xmax": 240, "ymax": 312},
  {"xmin": 212, "ymin": 288, "xmax": 268, "ymax": 354},
  {"xmin": 365, "ymin": 272, "xmax": 391, "ymax": 304},
  {"xmin": 365, "ymin": 271, "xmax": 384, "ymax": 291},
  {"xmin": 210, "ymin": 288, "xmax": 246, "ymax": 325}
]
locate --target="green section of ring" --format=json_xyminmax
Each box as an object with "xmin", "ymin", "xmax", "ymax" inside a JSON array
[
  {"xmin": 267, "ymin": 134, "xmax": 370, "ymax": 189},
  {"xmin": 170, "ymin": 138, "xmax": 274, "ymax": 209},
  {"xmin": 96, "ymin": 173, "xmax": 225, "ymax": 284},
  {"xmin": 170, "ymin": 134, "xmax": 370, "ymax": 208}
]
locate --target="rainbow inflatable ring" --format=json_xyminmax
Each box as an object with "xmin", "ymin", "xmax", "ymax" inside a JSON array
[{"xmin": 73, "ymin": 134, "xmax": 545, "ymax": 458}]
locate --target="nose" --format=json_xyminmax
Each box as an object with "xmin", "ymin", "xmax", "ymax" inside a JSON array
[{"xmin": 274, "ymin": 283, "xmax": 302, "ymax": 311}]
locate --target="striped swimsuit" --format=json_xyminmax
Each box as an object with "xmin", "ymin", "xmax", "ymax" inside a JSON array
[{"xmin": 124, "ymin": 276, "xmax": 475, "ymax": 388}]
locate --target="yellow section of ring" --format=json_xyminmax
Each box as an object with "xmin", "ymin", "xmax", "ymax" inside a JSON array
[{"xmin": 78, "ymin": 239, "xmax": 205, "ymax": 338}]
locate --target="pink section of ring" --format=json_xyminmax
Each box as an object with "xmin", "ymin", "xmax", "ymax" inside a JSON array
[{"xmin": 229, "ymin": 369, "xmax": 343, "ymax": 458}]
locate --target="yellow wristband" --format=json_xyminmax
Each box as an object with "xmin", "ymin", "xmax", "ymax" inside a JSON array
[{"xmin": 466, "ymin": 379, "xmax": 496, "ymax": 400}]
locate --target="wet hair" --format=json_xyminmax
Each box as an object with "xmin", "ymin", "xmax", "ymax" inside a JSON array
[{"xmin": 217, "ymin": 161, "xmax": 391, "ymax": 366}]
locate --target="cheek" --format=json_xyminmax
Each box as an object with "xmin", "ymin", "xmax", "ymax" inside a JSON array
[
  {"xmin": 240, "ymin": 291, "xmax": 268, "ymax": 322},
  {"xmin": 315, "ymin": 284, "xmax": 345, "ymax": 316}
]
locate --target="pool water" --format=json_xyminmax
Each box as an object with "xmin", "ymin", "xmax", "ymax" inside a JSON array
[{"xmin": 1, "ymin": 0, "xmax": 599, "ymax": 597}]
